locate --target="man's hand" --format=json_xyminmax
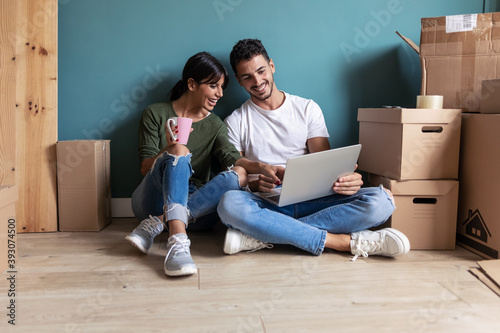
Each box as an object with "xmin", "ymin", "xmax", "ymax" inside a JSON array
[
  {"xmin": 333, "ymin": 171, "xmax": 363, "ymax": 195},
  {"xmin": 235, "ymin": 158, "xmax": 285, "ymax": 192},
  {"xmin": 248, "ymin": 164, "xmax": 285, "ymax": 193}
]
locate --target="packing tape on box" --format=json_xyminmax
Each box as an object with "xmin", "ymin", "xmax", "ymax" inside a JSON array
[{"xmin": 416, "ymin": 95, "xmax": 444, "ymax": 109}]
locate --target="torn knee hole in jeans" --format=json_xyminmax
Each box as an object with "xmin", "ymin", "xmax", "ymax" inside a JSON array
[
  {"xmin": 150, "ymin": 152, "xmax": 191, "ymax": 172},
  {"xmin": 381, "ymin": 185, "xmax": 396, "ymax": 208},
  {"xmin": 226, "ymin": 165, "xmax": 241, "ymax": 185},
  {"xmin": 150, "ymin": 152, "xmax": 166, "ymax": 172},
  {"xmin": 166, "ymin": 152, "xmax": 192, "ymax": 166}
]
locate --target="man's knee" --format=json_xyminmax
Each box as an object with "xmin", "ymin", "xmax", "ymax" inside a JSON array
[
  {"xmin": 218, "ymin": 191, "xmax": 233, "ymax": 213},
  {"xmin": 218, "ymin": 191, "xmax": 243, "ymax": 218},
  {"xmin": 365, "ymin": 186, "xmax": 396, "ymax": 221},
  {"xmin": 382, "ymin": 187, "xmax": 396, "ymax": 207},
  {"xmin": 231, "ymin": 166, "xmax": 248, "ymax": 187}
]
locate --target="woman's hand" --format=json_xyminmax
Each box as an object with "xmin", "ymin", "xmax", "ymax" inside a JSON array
[{"xmin": 165, "ymin": 122, "xmax": 178, "ymax": 147}]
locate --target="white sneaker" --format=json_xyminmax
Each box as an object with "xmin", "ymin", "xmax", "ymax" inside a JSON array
[
  {"xmin": 223, "ymin": 228, "xmax": 273, "ymax": 255},
  {"xmin": 164, "ymin": 233, "xmax": 197, "ymax": 277},
  {"xmin": 350, "ymin": 228, "xmax": 410, "ymax": 261}
]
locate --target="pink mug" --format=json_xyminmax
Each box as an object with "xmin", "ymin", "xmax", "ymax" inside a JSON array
[{"xmin": 167, "ymin": 117, "xmax": 192, "ymax": 145}]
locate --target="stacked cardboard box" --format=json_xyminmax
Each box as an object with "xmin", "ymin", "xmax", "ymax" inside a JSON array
[
  {"xmin": 358, "ymin": 108, "xmax": 461, "ymax": 250},
  {"xmin": 399, "ymin": 12, "xmax": 500, "ymax": 258},
  {"xmin": 357, "ymin": 108, "xmax": 462, "ymax": 180},
  {"xmin": 457, "ymin": 114, "xmax": 500, "ymax": 259},
  {"xmin": 358, "ymin": 12, "xmax": 500, "ymax": 252},
  {"xmin": 399, "ymin": 12, "xmax": 500, "ymax": 112}
]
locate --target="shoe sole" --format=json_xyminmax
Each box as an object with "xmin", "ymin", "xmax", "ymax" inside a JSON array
[
  {"xmin": 164, "ymin": 265, "xmax": 197, "ymax": 277},
  {"xmin": 223, "ymin": 228, "xmax": 240, "ymax": 255},
  {"xmin": 125, "ymin": 235, "xmax": 149, "ymax": 254},
  {"xmin": 385, "ymin": 228, "xmax": 411, "ymax": 256}
]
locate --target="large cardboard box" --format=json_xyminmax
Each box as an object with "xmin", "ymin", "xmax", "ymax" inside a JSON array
[
  {"xmin": 398, "ymin": 12, "xmax": 500, "ymax": 112},
  {"xmin": 368, "ymin": 174, "xmax": 459, "ymax": 250},
  {"xmin": 358, "ymin": 108, "xmax": 462, "ymax": 180},
  {"xmin": 57, "ymin": 140, "xmax": 111, "ymax": 231},
  {"xmin": 479, "ymin": 79, "xmax": 500, "ymax": 114},
  {"xmin": 457, "ymin": 114, "xmax": 500, "ymax": 259},
  {"xmin": 1, "ymin": 185, "xmax": 17, "ymax": 273}
]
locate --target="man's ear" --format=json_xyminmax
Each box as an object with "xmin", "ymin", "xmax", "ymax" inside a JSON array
[{"xmin": 269, "ymin": 59, "xmax": 275, "ymax": 74}]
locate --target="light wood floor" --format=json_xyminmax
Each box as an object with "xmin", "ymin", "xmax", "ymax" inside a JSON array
[{"xmin": 2, "ymin": 218, "xmax": 500, "ymax": 333}]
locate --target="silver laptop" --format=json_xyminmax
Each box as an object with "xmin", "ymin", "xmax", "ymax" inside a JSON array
[{"xmin": 255, "ymin": 144, "xmax": 362, "ymax": 207}]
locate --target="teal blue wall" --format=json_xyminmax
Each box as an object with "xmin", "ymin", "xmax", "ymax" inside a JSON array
[
  {"xmin": 59, "ymin": 0, "xmax": 490, "ymax": 198},
  {"xmin": 486, "ymin": 0, "xmax": 500, "ymax": 11}
]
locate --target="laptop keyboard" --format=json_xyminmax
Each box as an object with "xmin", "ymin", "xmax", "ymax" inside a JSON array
[{"xmin": 267, "ymin": 194, "xmax": 280, "ymax": 204}]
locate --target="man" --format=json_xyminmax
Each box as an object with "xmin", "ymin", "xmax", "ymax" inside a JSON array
[{"xmin": 217, "ymin": 39, "xmax": 410, "ymax": 260}]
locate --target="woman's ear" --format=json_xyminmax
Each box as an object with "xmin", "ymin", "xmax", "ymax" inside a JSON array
[{"xmin": 187, "ymin": 78, "xmax": 197, "ymax": 91}]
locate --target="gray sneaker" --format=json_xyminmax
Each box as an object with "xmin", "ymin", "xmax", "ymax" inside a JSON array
[
  {"xmin": 223, "ymin": 228, "xmax": 273, "ymax": 255},
  {"xmin": 125, "ymin": 215, "xmax": 164, "ymax": 253},
  {"xmin": 350, "ymin": 228, "xmax": 410, "ymax": 261},
  {"xmin": 164, "ymin": 233, "xmax": 197, "ymax": 276}
]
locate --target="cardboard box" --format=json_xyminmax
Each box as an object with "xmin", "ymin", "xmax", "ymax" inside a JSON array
[
  {"xmin": 479, "ymin": 79, "xmax": 500, "ymax": 114},
  {"xmin": 358, "ymin": 108, "xmax": 462, "ymax": 180},
  {"xmin": 457, "ymin": 114, "xmax": 500, "ymax": 259},
  {"xmin": 368, "ymin": 174, "xmax": 459, "ymax": 250},
  {"xmin": 398, "ymin": 12, "xmax": 500, "ymax": 112},
  {"xmin": 57, "ymin": 140, "xmax": 111, "ymax": 231},
  {"xmin": 0, "ymin": 185, "xmax": 17, "ymax": 273},
  {"xmin": 474, "ymin": 260, "xmax": 500, "ymax": 296}
]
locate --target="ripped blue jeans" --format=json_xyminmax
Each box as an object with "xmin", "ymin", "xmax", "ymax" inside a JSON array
[
  {"xmin": 131, "ymin": 152, "xmax": 242, "ymax": 230},
  {"xmin": 217, "ymin": 186, "xmax": 395, "ymax": 255}
]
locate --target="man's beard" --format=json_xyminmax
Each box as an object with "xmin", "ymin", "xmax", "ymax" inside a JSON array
[{"xmin": 250, "ymin": 80, "xmax": 274, "ymax": 101}]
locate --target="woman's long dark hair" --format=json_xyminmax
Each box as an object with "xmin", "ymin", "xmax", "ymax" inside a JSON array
[{"xmin": 169, "ymin": 52, "xmax": 229, "ymax": 101}]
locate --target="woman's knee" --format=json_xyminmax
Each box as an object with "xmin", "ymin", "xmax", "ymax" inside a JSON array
[
  {"xmin": 154, "ymin": 149, "xmax": 192, "ymax": 173},
  {"xmin": 167, "ymin": 144, "xmax": 190, "ymax": 156}
]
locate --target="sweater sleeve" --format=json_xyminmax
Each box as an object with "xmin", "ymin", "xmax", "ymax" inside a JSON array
[
  {"xmin": 212, "ymin": 121, "xmax": 243, "ymax": 168},
  {"xmin": 138, "ymin": 106, "xmax": 162, "ymax": 162}
]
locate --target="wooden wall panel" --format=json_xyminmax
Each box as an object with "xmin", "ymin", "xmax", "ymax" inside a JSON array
[
  {"xmin": 0, "ymin": 0, "xmax": 18, "ymax": 186},
  {"xmin": 1, "ymin": 0, "xmax": 58, "ymax": 232}
]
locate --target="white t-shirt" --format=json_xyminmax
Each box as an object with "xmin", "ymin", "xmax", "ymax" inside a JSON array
[{"xmin": 224, "ymin": 92, "xmax": 330, "ymax": 167}]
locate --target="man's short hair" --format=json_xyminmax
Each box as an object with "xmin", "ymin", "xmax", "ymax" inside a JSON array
[{"xmin": 230, "ymin": 39, "xmax": 270, "ymax": 76}]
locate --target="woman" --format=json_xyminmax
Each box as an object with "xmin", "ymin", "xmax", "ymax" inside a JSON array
[{"xmin": 126, "ymin": 52, "xmax": 280, "ymax": 277}]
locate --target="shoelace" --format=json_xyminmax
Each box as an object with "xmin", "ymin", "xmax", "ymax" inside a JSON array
[
  {"xmin": 243, "ymin": 236, "xmax": 273, "ymax": 253},
  {"xmin": 168, "ymin": 235, "xmax": 191, "ymax": 257},
  {"xmin": 140, "ymin": 215, "xmax": 164, "ymax": 236},
  {"xmin": 350, "ymin": 236, "xmax": 381, "ymax": 261}
]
